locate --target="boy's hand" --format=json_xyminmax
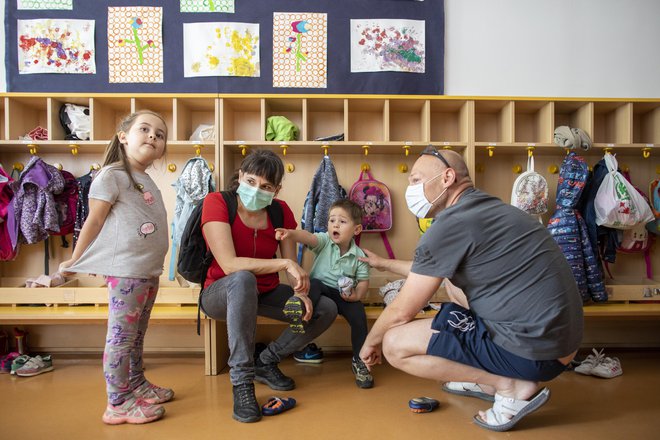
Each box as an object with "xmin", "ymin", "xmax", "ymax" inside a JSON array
[
  {"xmin": 275, "ymin": 228, "xmax": 289, "ymax": 241},
  {"xmin": 59, "ymin": 259, "xmax": 75, "ymax": 277}
]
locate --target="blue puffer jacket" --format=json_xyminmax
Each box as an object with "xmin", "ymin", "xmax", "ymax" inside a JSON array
[{"xmin": 547, "ymin": 153, "xmax": 607, "ymax": 303}]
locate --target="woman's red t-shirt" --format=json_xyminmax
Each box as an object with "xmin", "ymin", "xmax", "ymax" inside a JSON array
[{"xmin": 200, "ymin": 193, "xmax": 297, "ymax": 292}]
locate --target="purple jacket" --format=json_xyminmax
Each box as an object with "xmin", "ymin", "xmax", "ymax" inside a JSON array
[{"xmin": 8, "ymin": 156, "xmax": 64, "ymax": 247}]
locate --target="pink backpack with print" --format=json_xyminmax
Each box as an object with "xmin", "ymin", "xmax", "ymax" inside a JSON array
[{"xmin": 349, "ymin": 169, "xmax": 395, "ymax": 259}]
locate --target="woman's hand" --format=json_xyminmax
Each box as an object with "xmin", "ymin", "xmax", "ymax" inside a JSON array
[
  {"xmin": 285, "ymin": 260, "xmax": 310, "ymax": 294},
  {"xmin": 295, "ymin": 293, "xmax": 313, "ymax": 322}
]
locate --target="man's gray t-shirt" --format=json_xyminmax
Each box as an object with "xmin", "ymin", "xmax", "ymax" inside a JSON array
[
  {"xmin": 411, "ymin": 188, "xmax": 583, "ymax": 360},
  {"xmin": 68, "ymin": 166, "xmax": 168, "ymax": 279}
]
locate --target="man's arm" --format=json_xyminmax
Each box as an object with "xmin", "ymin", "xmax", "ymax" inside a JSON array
[{"xmin": 358, "ymin": 248, "xmax": 413, "ymax": 277}]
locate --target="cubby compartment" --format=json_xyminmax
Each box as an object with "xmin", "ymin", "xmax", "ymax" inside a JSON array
[
  {"xmin": 306, "ymin": 98, "xmax": 345, "ymax": 142},
  {"xmin": 47, "ymin": 96, "xmax": 91, "ymax": 141},
  {"xmin": 264, "ymin": 98, "xmax": 303, "ymax": 141},
  {"xmin": 173, "ymin": 97, "xmax": 216, "ymax": 143},
  {"xmin": 346, "ymin": 99, "xmax": 386, "ymax": 142},
  {"xmin": 554, "ymin": 101, "xmax": 593, "ymax": 136},
  {"xmin": 389, "ymin": 99, "xmax": 428, "ymax": 143},
  {"xmin": 133, "ymin": 97, "xmax": 174, "ymax": 141},
  {"xmin": 429, "ymin": 99, "xmax": 469, "ymax": 144},
  {"xmin": 514, "ymin": 101, "xmax": 554, "ymax": 143},
  {"xmin": 592, "ymin": 102, "xmax": 632, "ymax": 145},
  {"xmin": 474, "ymin": 100, "xmax": 513, "ymax": 143},
  {"xmin": 0, "ymin": 98, "xmax": 6, "ymax": 141},
  {"xmin": 632, "ymin": 102, "xmax": 660, "ymax": 145},
  {"xmin": 5, "ymin": 96, "xmax": 48, "ymax": 141},
  {"xmin": 90, "ymin": 97, "xmax": 132, "ymax": 141},
  {"xmin": 221, "ymin": 98, "xmax": 262, "ymax": 142}
]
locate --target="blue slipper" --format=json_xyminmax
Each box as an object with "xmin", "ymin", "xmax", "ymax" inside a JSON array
[
  {"xmin": 262, "ymin": 397, "xmax": 296, "ymax": 416},
  {"xmin": 409, "ymin": 397, "xmax": 440, "ymax": 413},
  {"xmin": 473, "ymin": 387, "xmax": 550, "ymax": 432}
]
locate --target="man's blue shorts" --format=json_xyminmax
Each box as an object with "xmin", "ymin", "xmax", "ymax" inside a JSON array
[{"xmin": 426, "ymin": 303, "xmax": 567, "ymax": 382}]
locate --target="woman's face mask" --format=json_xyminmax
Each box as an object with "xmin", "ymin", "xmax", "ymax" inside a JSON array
[
  {"xmin": 236, "ymin": 181, "xmax": 275, "ymax": 211},
  {"xmin": 405, "ymin": 173, "xmax": 447, "ymax": 218}
]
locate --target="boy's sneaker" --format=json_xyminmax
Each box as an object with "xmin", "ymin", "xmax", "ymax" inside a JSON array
[
  {"xmin": 102, "ymin": 396, "xmax": 165, "ymax": 425},
  {"xmin": 15, "ymin": 354, "xmax": 54, "ymax": 377},
  {"xmin": 591, "ymin": 356, "xmax": 623, "ymax": 378},
  {"xmin": 255, "ymin": 359, "xmax": 295, "ymax": 391},
  {"xmin": 0, "ymin": 352, "xmax": 20, "ymax": 374},
  {"xmin": 11, "ymin": 354, "xmax": 34, "ymax": 375},
  {"xmin": 132, "ymin": 381, "xmax": 175, "ymax": 404},
  {"xmin": 574, "ymin": 348, "xmax": 604, "ymax": 375},
  {"xmin": 232, "ymin": 382, "xmax": 261, "ymax": 423},
  {"xmin": 293, "ymin": 343, "xmax": 324, "ymax": 364},
  {"xmin": 352, "ymin": 356, "xmax": 374, "ymax": 389},
  {"xmin": 283, "ymin": 296, "xmax": 305, "ymax": 334}
]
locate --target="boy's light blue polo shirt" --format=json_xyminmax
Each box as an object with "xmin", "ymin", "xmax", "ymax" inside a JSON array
[{"xmin": 309, "ymin": 232, "xmax": 370, "ymax": 289}]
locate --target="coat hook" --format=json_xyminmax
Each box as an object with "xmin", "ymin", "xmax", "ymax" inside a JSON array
[
  {"xmin": 70, "ymin": 144, "xmax": 79, "ymax": 155},
  {"xmin": 286, "ymin": 163, "xmax": 295, "ymax": 173},
  {"xmin": 642, "ymin": 147, "xmax": 651, "ymax": 159},
  {"xmin": 603, "ymin": 147, "xmax": 614, "ymax": 155},
  {"xmin": 194, "ymin": 144, "xmax": 202, "ymax": 157},
  {"xmin": 13, "ymin": 162, "xmax": 24, "ymax": 173},
  {"xmin": 548, "ymin": 165, "xmax": 559, "ymax": 174},
  {"xmin": 53, "ymin": 162, "xmax": 63, "ymax": 171},
  {"xmin": 402, "ymin": 145, "xmax": 410, "ymax": 156},
  {"xmin": 208, "ymin": 162, "xmax": 215, "ymax": 172},
  {"xmin": 475, "ymin": 164, "xmax": 485, "ymax": 173},
  {"xmin": 167, "ymin": 163, "xmax": 177, "ymax": 173},
  {"xmin": 442, "ymin": 145, "xmax": 453, "ymax": 150},
  {"xmin": 281, "ymin": 145, "xmax": 288, "ymax": 156},
  {"xmin": 238, "ymin": 144, "xmax": 248, "ymax": 156},
  {"xmin": 527, "ymin": 146, "xmax": 534, "ymax": 157},
  {"xmin": 487, "ymin": 146, "xmax": 495, "ymax": 157},
  {"xmin": 398, "ymin": 163, "xmax": 408, "ymax": 173},
  {"xmin": 512, "ymin": 164, "xmax": 523, "ymax": 174},
  {"xmin": 361, "ymin": 163, "xmax": 370, "ymax": 172},
  {"xmin": 91, "ymin": 162, "xmax": 101, "ymax": 171},
  {"xmin": 28, "ymin": 144, "xmax": 38, "ymax": 155},
  {"xmin": 362, "ymin": 145, "xmax": 369, "ymax": 156},
  {"xmin": 322, "ymin": 145, "xmax": 329, "ymax": 156}
]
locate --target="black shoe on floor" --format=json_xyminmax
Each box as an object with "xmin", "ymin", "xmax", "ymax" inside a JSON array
[
  {"xmin": 232, "ymin": 382, "xmax": 262, "ymax": 423},
  {"xmin": 352, "ymin": 356, "xmax": 374, "ymax": 389},
  {"xmin": 255, "ymin": 359, "xmax": 295, "ymax": 391}
]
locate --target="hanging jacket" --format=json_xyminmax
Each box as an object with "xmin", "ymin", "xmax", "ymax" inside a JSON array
[
  {"xmin": 8, "ymin": 156, "xmax": 65, "ymax": 247},
  {"xmin": 0, "ymin": 167, "xmax": 17, "ymax": 260},
  {"xmin": 73, "ymin": 170, "xmax": 95, "ymax": 249},
  {"xmin": 578, "ymin": 158, "xmax": 619, "ymax": 264},
  {"xmin": 547, "ymin": 153, "xmax": 607, "ymax": 303}
]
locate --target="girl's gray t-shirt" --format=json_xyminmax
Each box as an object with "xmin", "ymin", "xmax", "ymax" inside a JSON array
[
  {"xmin": 411, "ymin": 188, "xmax": 584, "ymax": 360},
  {"xmin": 67, "ymin": 166, "xmax": 168, "ymax": 279}
]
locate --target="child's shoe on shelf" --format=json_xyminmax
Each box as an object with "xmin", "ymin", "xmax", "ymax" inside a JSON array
[
  {"xmin": 133, "ymin": 381, "xmax": 175, "ymax": 404},
  {"xmin": 283, "ymin": 296, "xmax": 305, "ymax": 334},
  {"xmin": 102, "ymin": 396, "xmax": 165, "ymax": 425},
  {"xmin": 10, "ymin": 354, "xmax": 31, "ymax": 375},
  {"xmin": 591, "ymin": 356, "xmax": 623, "ymax": 378},
  {"xmin": 0, "ymin": 352, "xmax": 20, "ymax": 374},
  {"xmin": 293, "ymin": 343, "xmax": 324, "ymax": 364},
  {"xmin": 351, "ymin": 356, "xmax": 374, "ymax": 389},
  {"xmin": 15, "ymin": 354, "xmax": 53, "ymax": 377}
]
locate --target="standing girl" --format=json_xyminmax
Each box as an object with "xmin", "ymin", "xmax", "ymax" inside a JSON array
[{"xmin": 60, "ymin": 110, "xmax": 171, "ymax": 425}]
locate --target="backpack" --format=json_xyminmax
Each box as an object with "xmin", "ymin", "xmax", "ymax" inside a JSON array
[
  {"xmin": 647, "ymin": 178, "xmax": 660, "ymax": 236},
  {"xmin": 177, "ymin": 190, "xmax": 284, "ymax": 334},
  {"xmin": 59, "ymin": 103, "xmax": 90, "ymax": 141},
  {"xmin": 0, "ymin": 167, "xmax": 17, "ymax": 261},
  {"xmin": 349, "ymin": 169, "xmax": 395, "ymax": 259},
  {"xmin": 168, "ymin": 157, "xmax": 215, "ymax": 280},
  {"xmin": 510, "ymin": 155, "xmax": 548, "ymax": 221}
]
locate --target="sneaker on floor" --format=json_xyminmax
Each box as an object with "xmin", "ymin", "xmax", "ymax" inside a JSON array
[
  {"xmin": 293, "ymin": 343, "xmax": 324, "ymax": 364},
  {"xmin": 15, "ymin": 354, "xmax": 53, "ymax": 377},
  {"xmin": 591, "ymin": 356, "xmax": 623, "ymax": 378},
  {"xmin": 574, "ymin": 348, "xmax": 604, "ymax": 375},
  {"xmin": 102, "ymin": 396, "xmax": 165, "ymax": 425},
  {"xmin": 255, "ymin": 360, "xmax": 295, "ymax": 391},
  {"xmin": 133, "ymin": 381, "xmax": 175, "ymax": 404},
  {"xmin": 10, "ymin": 354, "xmax": 30, "ymax": 375},
  {"xmin": 283, "ymin": 296, "xmax": 305, "ymax": 334},
  {"xmin": 232, "ymin": 382, "xmax": 261, "ymax": 423},
  {"xmin": 0, "ymin": 352, "xmax": 20, "ymax": 374},
  {"xmin": 352, "ymin": 356, "xmax": 374, "ymax": 389}
]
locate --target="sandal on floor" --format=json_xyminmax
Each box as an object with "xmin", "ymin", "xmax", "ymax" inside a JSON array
[
  {"xmin": 473, "ymin": 387, "xmax": 550, "ymax": 432},
  {"xmin": 442, "ymin": 382, "xmax": 495, "ymax": 402},
  {"xmin": 262, "ymin": 397, "xmax": 296, "ymax": 416}
]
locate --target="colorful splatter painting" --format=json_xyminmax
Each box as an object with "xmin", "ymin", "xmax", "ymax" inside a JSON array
[
  {"xmin": 183, "ymin": 22, "xmax": 259, "ymax": 77},
  {"xmin": 108, "ymin": 7, "xmax": 163, "ymax": 83},
  {"xmin": 17, "ymin": 19, "xmax": 95, "ymax": 74},
  {"xmin": 350, "ymin": 19, "xmax": 425, "ymax": 73},
  {"xmin": 17, "ymin": 0, "xmax": 72, "ymax": 10},
  {"xmin": 180, "ymin": 0, "xmax": 234, "ymax": 13},
  {"xmin": 273, "ymin": 12, "xmax": 327, "ymax": 88}
]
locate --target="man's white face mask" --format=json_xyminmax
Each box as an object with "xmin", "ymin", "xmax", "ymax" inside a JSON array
[{"xmin": 405, "ymin": 173, "xmax": 447, "ymax": 218}]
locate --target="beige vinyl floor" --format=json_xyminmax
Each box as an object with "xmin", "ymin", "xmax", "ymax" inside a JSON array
[{"xmin": 1, "ymin": 349, "xmax": 659, "ymax": 440}]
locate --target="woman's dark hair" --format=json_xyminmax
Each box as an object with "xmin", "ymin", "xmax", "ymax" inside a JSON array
[
  {"xmin": 228, "ymin": 149, "xmax": 284, "ymax": 191},
  {"xmin": 103, "ymin": 110, "xmax": 168, "ymax": 192}
]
